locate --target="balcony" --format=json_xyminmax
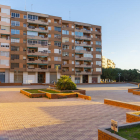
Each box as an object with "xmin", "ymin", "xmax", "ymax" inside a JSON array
[
  {"xmin": 0, "ymin": 13, "xmax": 10, "ymax": 18},
  {"xmin": 27, "ymin": 35, "xmax": 48, "ymax": 40},
  {"xmin": 75, "ymin": 57, "xmax": 92, "ymax": 61},
  {"xmin": 27, "ymin": 60, "xmax": 48, "ymax": 64},
  {"xmin": 75, "ymin": 71, "xmax": 92, "ymax": 75},
  {"xmin": 75, "ymin": 28, "xmax": 91, "ymax": 33},
  {"xmin": 75, "ymin": 35, "xmax": 91, "ymax": 40},
  {"xmin": 27, "ymin": 51, "xmax": 49, "ymax": 56},
  {"xmin": 75, "ymin": 50, "xmax": 92, "ymax": 54},
  {"xmin": 0, "ymin": 29, "xmax": 10, "ymax": 34},
  {"xmin": 27, "ymin": 19, "xmax": 48, "ymax": 25},
  {"xmin": 75, "ymin": 42, "xmax": 91, "ymax": 47},
  {"xmin": 0, "ymin": 38, "xmax": 10, "ymax": 43},
  {"xmin": 27, "ymin": 43, "xmax": 48, "ymax": 48},
  {"xmin": 0, "ymin": 21, "xmax": 10, "ymax": 26},
  {"xmin": 27, "ymin": 27, "xmax": 48, "ymax": 33},
  {"xmin": 27, "ymin": 68, "xmax": 48, "ymax": 72},
  {"xmin": 75, "ymin": 64, "xmax": 92, "ymax": 68}
]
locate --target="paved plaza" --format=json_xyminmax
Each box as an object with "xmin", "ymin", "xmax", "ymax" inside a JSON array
[{"xmin": 0, "ymin": 83, "xmax": 139, "ymax": 140}]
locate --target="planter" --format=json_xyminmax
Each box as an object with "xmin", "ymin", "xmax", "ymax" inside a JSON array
[
  {"xmin": 128, "ymin": 88, "xmax": 139, "ymax": 93},
  {"xmin": 98, "ymin": 122, "xmax": 140, "ymax": 140},
  {"xmin": 126, "ymin": 111, "xmax": 140, "ymax": 123}
]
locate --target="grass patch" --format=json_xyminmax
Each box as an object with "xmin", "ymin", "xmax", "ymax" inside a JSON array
[
  {"xmin": 109, "ymin": 125, "xmax": 140, "ymax": 140},
  {"xmin": 24, "ymin": 89, "xmax": 73, "ymax": 94}
]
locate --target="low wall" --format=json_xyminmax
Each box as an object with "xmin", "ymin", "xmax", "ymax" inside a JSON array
[
  {"xmin": 133, "ymin": 90, "xmax": 140, "ymax": 95},
  {"xmin": 128, "ymin": 88, "xmax": 139, "ymax": 93},
  {"xmin": 126, "ymin": 112, "xmax": 140, "ymax": 123},
  {"xmin": 98, "ymin": 122, "xmax": 140, "ymax": 140},
  {"xmin": 20, "ymin": 90, "xmax": 46, "ymax": 98},
  {"xmin": 104, "ymin": 98, "xmax": 140, "ymax": 111},
  {"xmin": 78, "ymin": 94, "xmax": 91, "ymax": 100},
  {"xmin": 0, "ymin": 83, "xmax": 22, "ymax": 86}
]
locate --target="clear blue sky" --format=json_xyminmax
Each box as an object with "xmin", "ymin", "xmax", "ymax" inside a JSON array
[{"xmin": 1, "ymin": 0, "xmax": 140, "ymax": 70}]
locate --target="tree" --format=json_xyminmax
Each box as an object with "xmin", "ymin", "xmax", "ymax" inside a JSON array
[{"xmin": 56, "ymin": 75, "xmax": 77, "ymax": 90}]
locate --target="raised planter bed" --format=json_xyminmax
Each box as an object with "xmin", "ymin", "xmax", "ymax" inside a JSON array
[
  {"xmin": 126, "ymin": 111, "xmax": 140, "ymax": 123},
  {"xmin": 98, "ymin": 122, "xmax": 140, "ymax": 140},
  {"xmin": 128, "ymin": 88, "xmax": 139, "ymax": 93},
  {"xmin": 104, "ymin": 98, "xmax": 140, "ymax": 111},
  {"xmin": 20, "ymin": 89, "xmax": 90, "ymax": 100}
]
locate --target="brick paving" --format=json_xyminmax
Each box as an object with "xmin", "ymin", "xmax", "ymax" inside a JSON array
[{"xmin": 0, "ymin": 84, "xmax": 138, "ymax": 140}]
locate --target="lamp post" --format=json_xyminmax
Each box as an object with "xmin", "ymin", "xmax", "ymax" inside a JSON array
[{"xmin": 118, "ymin": 73, "xmax": 121, "ymax": 82}]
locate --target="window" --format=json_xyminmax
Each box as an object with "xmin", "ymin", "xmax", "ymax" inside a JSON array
[
  {"xmin": 23, "ymin": 64, "xmax": 26, "ymax": 68},
  {"xmin": 24, "ymin": 15, "xmax": 27, "ymax": 19},
  {"xmin": 75, "ymin": 77, "xmax": 80, "ymax": 83},
  {"xmin": 1, "ymin": 43, "xmax": 9, "ymax": 48},
  {"xmin": 54, "ymin": 49, "xmax": 59, "ymax": 54},
  {"xmin": 23, "ymin": 56, "xmax": 26, "ymax": 60},
  {"xmin": 23, "ymin": 31, "xmax": 26, "ymax": 35},
  {"xmin": 11, "ymin": 38, "xmax": 20, "ymax": 43},
  {"xmin": 11, "ymin": 29, "xmax": 20, "ymax": 35},
  {"xmin": 11, "ymin": 63, "xmax": 19, "ymax": 69},
  {"xmin": 0, "ymin": 51, "xmax": 9, "ymax": 57},
  {"xmin": 91, "ymin": 62, "xmax": 93, "ymax": 65},
  {"xmin": 91, "ymin": 35, "xmax": 93, "ymax": 38},
  {"xmin": 62, "ymin": 37, "xmax": 69, "ymax": 43},
  {"xmin": 75, "ymin": 46, "xmax": 83, "ymax": 51},
  {"xmin": 72, "ymin": 40, "xmax": 74, "ymax": 43},
  {"xmin": 91, "ymin": 48, "xmax": 93, "ymax": 51},
  {"xmin": 75, "ymin": 31, "xmax": 83, "ymax": 37},
  {"xmin": 96, "ymin": 61, "xmax": 101, "ymax": 66},
  {"xmin": 0, "ymin": 60, "xmax": 9, "ymax": 66},
  {"xmin": 72, "ymin": 61, "xmax": 74, "ymax": 64},
  {"xmin": 23, "ymin": 24, "xmax": 26, "ymax": 27},
  {"xmin": 96, "ymin": 68, "xmax": 101, "ymax": 72},
  {"xmin": 62, "ymin": 52, "xmax": 69, "ymax": 56},
  {"xmin": 96, "ymin": 41, "xmax": 101, "ymax": 46},
  {"xmin": 23, "ymin": 48, "xmax": 26, "ymax": 51},
  {"xmin": 90, "ymin": 28, "xmax": 93, "ymax": 31},
  {"xmin": 84, "ymin": 54, "xmax": 93, "ymax": 58},
  {"xmin": 11, "ymin": 54, "xmax": 19, "ymax": 60},
  {"xmin": 28, "ymin": 15, "xmax": 38, "ymax": 20},
  {"xmin": 72, "ymin": 46, "xmax": 75, "ymax": 50},
  {"xmin": 1, "ymin": 8, "xmax": 10, "ymax": 15},
  {"xmin": 62, "ymin": 30, "xmax": 69, "ymax": 35},
  {"xmin": 63, "ymin": 45, "xmax": 69, "ymax": 50},
  {"xmin": 11, "ymin": 21, "xmax": 20, "ymax": 26},
  {"xmin": 54, "ymin": 27, "xmax": 61, "ymax": 32},
  {"xmin": 1, "ymin": 17, "xmax": 10, "ymax": 23},
  {"xmin": 72, "ymin": 54, "xmax": 74, "ymax": 57},
  {"xmin": 11, "ymin": 46, "xmax": 19, "ymax": 51},
  {"xmin": 72, "ymin": 68, "xmax": 74, "ymax": 71},
  {"xmin": 23, "ymin": 40, "xmax": 26, "ymax": 43},
  {"xmin": 96, "ymin": 48, "xmax": 101, "ymax": 52},
  {"xmin": 54, "ymin": 34, "xmax": 61, "ymax": 39},
  {"xmin": 72, "ymin": 32, "xmax": 74, "ymax": 35},
  {"xmin": 48, "ymin": 41, "xmax": 51, "ymax": 45},
  {"xmin": 91, "ymin": 41, "xmax": 93, "ymax": 45},
  {"xmin": 54, "ymin": 41, "xmax": 61, "ymax": 47},
  {"xmin": 72, "ymin": 25, "xmax": 74, "ymax": 28},
  {"xmin": 54, "ymin": 57, "xmax": 61, "ymax": 61},
  {"xmin": 96, "ymin": 54, "xmax": 101, "ymax": 58},
  {"xmin": 28, "ymin": 40, "xmax": 37, "ymax": 44},
  {"xmin": 48, "ymin": 27, "xmax": 51, "ymax": 30},
  {"xmin": 11, "ymin": 13, "xmax": 20, "ymax": 18},
  {"xmin": 48, "ymin": 19, "xmax": 51, "ymax": 23},
  {"xmin": 48, "ymin": 34, "xmax": 51, "ymax": 38},
  {"xmin": 55, "ymin": 64, "xmax": 61, "ymax": 70},
  {"xmin": 27, "ymin": 31, "xmax": 38, "ymax": 36}
]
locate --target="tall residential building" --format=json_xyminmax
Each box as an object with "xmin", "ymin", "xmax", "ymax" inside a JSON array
[
  {"xmin": 0, "ymin": 4, "xmax": 102, "ymax": 84},
  {"xmin": 102, "ymin": 56, "xmax": 115, "ymax": 68}
]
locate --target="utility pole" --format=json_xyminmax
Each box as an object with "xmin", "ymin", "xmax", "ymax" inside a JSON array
[{"xmin": 118, "ymin": 73, "xmax": 121, "ymax": 82}]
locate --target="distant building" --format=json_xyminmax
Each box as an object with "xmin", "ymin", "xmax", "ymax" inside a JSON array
[{"xmin": 102, "ymin": 56, "xmax": 115, "ymax": 68}]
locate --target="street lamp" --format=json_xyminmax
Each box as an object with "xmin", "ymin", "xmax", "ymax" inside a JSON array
[{"xmin": 118, "ymin": 73, "xmax": 121, "ymax": 82}]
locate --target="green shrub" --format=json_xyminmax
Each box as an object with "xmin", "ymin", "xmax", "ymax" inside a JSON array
[{"xmin": 56, "ymin": 75, "xmax": 77, "ymax": 90}]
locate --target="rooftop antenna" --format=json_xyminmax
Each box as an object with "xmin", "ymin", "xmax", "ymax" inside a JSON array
[
  {"xmin": 69, "ymin": 11, "xmax": 71, "ymax": 21},
  {"xmin": 25, "ymin": 0, "xmax": 26, "ymax": 11},
  {"xmin": 31, "ymin": 4, "xmax": 33, "ymax": 11}
]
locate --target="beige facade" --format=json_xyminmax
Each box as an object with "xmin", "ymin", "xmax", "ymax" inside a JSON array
[{"xmin": 102, "ymin": 56, "xmax": 115, "ymax": 68}]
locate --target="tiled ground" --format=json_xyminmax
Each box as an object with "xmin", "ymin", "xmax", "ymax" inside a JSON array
[{"xmin": 0, "ymin": 83, "xmax": 139, "ymax": 140}]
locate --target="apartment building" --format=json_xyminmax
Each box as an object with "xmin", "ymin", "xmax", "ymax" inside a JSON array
[
  {"xmin": 0, "ymin": 4, "xmax": 102, "ymax": 84},
  {"xmin": 102, "ymin": 56, "xmax": 115, "ymax": 69}
]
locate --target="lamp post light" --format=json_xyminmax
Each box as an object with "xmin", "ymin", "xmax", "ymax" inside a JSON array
[{"xmin": 118, "ymin": 73, "xmax": 121, "ymax": 82}]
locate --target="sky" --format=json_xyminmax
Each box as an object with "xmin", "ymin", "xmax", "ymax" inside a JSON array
[{"xmin": 1, "ymin": 0, "xmax": 140, "ymax": 70}]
